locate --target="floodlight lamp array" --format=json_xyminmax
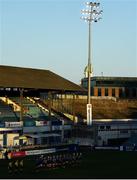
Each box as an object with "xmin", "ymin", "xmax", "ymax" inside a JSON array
[
  {"xmin": 86, "ymin": 1, "xmax": 100, "ymax": 7},
  {"xmin": 81, "ymin": 1, "xmax": 102, "ymax": 23}
]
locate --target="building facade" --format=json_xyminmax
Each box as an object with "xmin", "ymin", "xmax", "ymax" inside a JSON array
[
  {"xmin": 95, "ymin": 119, "xmax": 137, "ymax": 146},
  {"xmin": 81, "ymin": 76, "xmax": 137, "ymax": 98}
]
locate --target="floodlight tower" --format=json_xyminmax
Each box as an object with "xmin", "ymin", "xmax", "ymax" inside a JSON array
[{"xmin": 81, "ymin": 2, "xmax": 102, "ymax": 126}]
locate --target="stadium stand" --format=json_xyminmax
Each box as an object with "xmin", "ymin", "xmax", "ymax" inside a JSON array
[
  {"xmin": 9, "ymin": 97, "xmax": 49, "ymax": 119},
  {"xmin": 0, "ymin": 99, "xmax": 18, "ymax": 122},
  {"xmin": 34, "ymin": 98, "xmax": 73, "ymax": 124},
  {"xmin": 0, "ymin": 65, "xmax": 85, "ymax": 148}
]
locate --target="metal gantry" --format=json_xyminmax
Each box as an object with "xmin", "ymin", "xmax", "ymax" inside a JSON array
[{"xmin": 81, "ymin": 1, "xmax": 102, "ymax": 126}]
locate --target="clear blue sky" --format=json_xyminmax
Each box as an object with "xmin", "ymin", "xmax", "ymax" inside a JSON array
[{"xmin": 0, "ymin": 0, "xmax": 137, "ymax": 84}]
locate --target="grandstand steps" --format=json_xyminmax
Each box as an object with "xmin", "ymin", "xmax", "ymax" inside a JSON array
[
  {"xmin": 27, "ymin": 97, "xmax": 49, "ymax": 115},
  {"xmin": 2, "ymin": 97, "xmax": 48, "ymax": 120},
  {"xmin": 0, "ymin": 98, "xmax": 19, "ymax": 122},
  {"xmin": 32, "ymin": 98, "xmax": 73, "ymax": 125},
  {"xmin": 0, "ymin": 97, "xmax": 20, "ymax": 111}
]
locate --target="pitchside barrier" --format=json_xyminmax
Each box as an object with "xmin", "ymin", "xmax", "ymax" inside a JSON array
[
  {"xmin": 120, "ymin": 145, "xmax": 137, "ymax": 151},
  {"xmin": 95, "ymin": 146, "xmax": 119, "ymax": 150},
  {"xmin": 8, "ymin": 144, "xmax": 79, "ymax": 159},
  {"xmin": 2, "ymin": 144, "xmax": 137, "ymax": 159},
  {"xmin": 95, "ymin": 145, "xmax": 137, "ymax": 151}
]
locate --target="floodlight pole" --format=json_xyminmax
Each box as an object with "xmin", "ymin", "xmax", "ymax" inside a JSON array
[
  {"xmin": 87, "ymin": 20, "xmax": 91, "ymax": 106},
  {"xmin": 81, "ymin": 1, "xmax": 102, "ymax": 126}
]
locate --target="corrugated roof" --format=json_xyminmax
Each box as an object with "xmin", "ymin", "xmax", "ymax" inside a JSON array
[
  {"xmin": 91, "ymin": 76, "xmax": 137, "ymax": 81},
  {"xmin": 0, "ymin": 65, "xmax": 85, "ymax": 92}
]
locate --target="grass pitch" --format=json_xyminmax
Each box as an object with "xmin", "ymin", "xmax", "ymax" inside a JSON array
[{"xmin": 0, "ymin": 150, "xmax": 137, "ymax": 179}]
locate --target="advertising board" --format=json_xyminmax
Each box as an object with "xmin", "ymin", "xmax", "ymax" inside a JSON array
[
  {"xmin": 95, "ymin": 146, "xmax": 119, "ymax": 150},
  {"xmin": 10, "ymin": 151, "xmax": 26, "ymax": 158},
  {"xmin": 35, "ymin": 121, "xmax": 48, "ymax": 126},
  {"xmin": 25, "ymin": 148, "xmax": 56, "ymax": 156},
  {"xmin": 5, "ymin": 122, "xmax": 23, "ymax": 128}
]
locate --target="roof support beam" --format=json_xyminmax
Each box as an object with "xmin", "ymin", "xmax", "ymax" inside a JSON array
[{"xmin": 20, "ymin": 88, "xmax": 24, "ymax": 122}]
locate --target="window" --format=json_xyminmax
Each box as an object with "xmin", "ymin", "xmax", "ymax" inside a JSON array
[
  {"xmin": 5, "ymin": 88, "xmax": 11, "ymax": 91},
  {"xmin": 112, "ymin": 88, "xmax": 115, "ymax": 97},
  {"xmin": 119, "ymin": 88, "xmax": 123, "ymax": 98},
  {"xmin": 125, "ymin": 88, "xmax": 129, "ymax": 98},
  {"xmin": 98, "ymin": 88, "xmax": 101, "ymax": 96},
  {"xmin": 13, "ymin": 88, "xmax": 18, "ymax": 91},
  {"xmin": 132, "ymin": 88, "xmax": 137, "ymax": 97},
  {"xmin": 91, "ymin": 87, "xmax": 94, "ymax": 96},
  {"xmin": 106, "ymin": 126, "xmax": 111, "ymax": 130},
  {"xmin": 100, "ymin": 126, "xmax": 105, "ymax": 130},
  {"xmin": 105, "ymin": 88, "xmax": 108, "ymax": 96},
  {"xmin": 120, "ymin": 130, "xmax": 128, "ymax": 134}
]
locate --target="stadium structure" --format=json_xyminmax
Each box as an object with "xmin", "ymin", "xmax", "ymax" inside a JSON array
[
  {"xmin": 0, "ymin": 65, "xmax": 85, "ymax": 148},
  {"xmin": 0, "ymin": 65, "xmax": 137, "ymax": 149},
  {"xmin": 81, "ymin": 76, "xmax": 137, "ymax": 99},
  {"xmin": 79, "ymin": 71, "xmax": 137, "ymax": 146}
]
